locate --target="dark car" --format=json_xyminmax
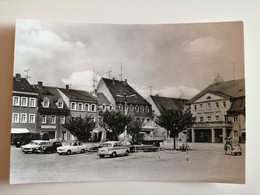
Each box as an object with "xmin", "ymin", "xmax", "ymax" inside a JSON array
[{"xmin": 35, "ymin": 141, "xmax": 62, "ymax": 154}]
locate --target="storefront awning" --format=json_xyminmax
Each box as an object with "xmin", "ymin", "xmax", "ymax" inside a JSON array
[{"xmin": 11, "ymin": 128, "xmax": 30, "ymax": 134}]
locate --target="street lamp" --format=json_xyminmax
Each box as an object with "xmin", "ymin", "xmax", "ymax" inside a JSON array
[{"xmin": 116, "ymin": 93, "xmax": 136, "ymax": 140}]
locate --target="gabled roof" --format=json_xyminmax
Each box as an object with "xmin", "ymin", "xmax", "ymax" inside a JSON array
[
  {"xmin": 87, "ymin": 92, "xmax": 111, "ymax": 106},
  {"xmin": 150, "ymin": 95, "xmax": 188, "ymax": 113},
  {"xmin": 190, "ymin": 79, "xmax": 245, "ymax": 103},
  {"xmin": 33, "ymin": 85, "xmax": 70, "ymax": 114},
  {"xmin": 13, "ymin": 75, "xmax": 37, "ymax": 94},
  {"xmin": 102, "ymin": 78, "xmax": 151, "ymax": 106},
  {"xmin": 58, "ymin": 88, "xmax": 97, "ymax": 103},
  {"xmin": 227, "ymin": 97, "xmax": 245, "ymax": 114}
]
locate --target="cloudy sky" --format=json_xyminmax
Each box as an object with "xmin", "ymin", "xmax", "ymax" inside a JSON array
[{"xmin": 13, "ymin": 19, "xmax": 244, "ymax": 99}]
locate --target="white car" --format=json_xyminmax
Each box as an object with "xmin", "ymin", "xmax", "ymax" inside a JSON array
[
  {"xmin": 97, "ymin": 141, "xmax": 130, "ymax": 158},
  {"xmin": 21, "ymin": 140, "xmax": 50, "ymax": 153},
  {"xmin": 57, "ymin": 141, "xmax": 87, "ymax": 155}
]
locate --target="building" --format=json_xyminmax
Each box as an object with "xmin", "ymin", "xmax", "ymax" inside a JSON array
[
  {"xmin": 58, "ymin": 85, "xmax": 99, "ymax": 140},
  {"xmin": 11, "ymin": 74, "xmax": 38, "ymax": 143},
  {"xmin": 33, "ymin": 82, "xmax": 70, "ymax": 141},
  {"xmin": 189, "ymin": 78, "xmax": 245, "ymax": 143},
  {"xmin": 96, "ymin": 77, "xmax": 153, "ymax": 133},
  {"xmin": 147, "ymin": 95, "xmax": 189, "ymax": 139}
]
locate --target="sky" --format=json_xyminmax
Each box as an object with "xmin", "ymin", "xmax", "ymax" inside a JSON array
[{"xmin": 13, "ymin": 19, "xmax": 245, "ymax": 99}]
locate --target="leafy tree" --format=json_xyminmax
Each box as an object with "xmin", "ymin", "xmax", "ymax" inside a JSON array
[
  {"xmin": 127, "ymin": 118, "xmax": 143, "ymax": 144},
  {"xmin": 63, "ymin": 115, "xmax": 96, "ymax": 142},
  {"xmin": 99, "ymin": 110, "xmax": 132, "ymax": 140},
  {"xmin": 156, "ymin": 107, "xmax": 196, "ymax": 150}
]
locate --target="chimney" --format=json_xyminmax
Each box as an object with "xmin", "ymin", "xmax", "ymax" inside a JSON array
[
  {"xmin": 112, "ymin": 77, "xmax": 115, "ymax": 85},
  {"xmin": 15, "ymin": 73, "xmax": 21, "ymax": 81},
  {"xmin": 38, "ymin": 81, "xmax": 43, "ymax": 89},
  {"xmin": 66, "ymin": 84, "xmax": 69, "ymax": 91}
]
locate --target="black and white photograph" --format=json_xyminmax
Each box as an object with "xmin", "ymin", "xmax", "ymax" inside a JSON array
[{"xmin": 10, "ymin": 19, "xmax": 245, "ymax": 184}]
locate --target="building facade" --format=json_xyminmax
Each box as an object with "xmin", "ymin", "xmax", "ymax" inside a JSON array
[
  {"xmin": 11, "ymin": 74, "xmax": 38, "ymax": 143},
  {"xmin": 34, "ymin": 82, "xmax": 70, "ymax": 141},
  {"xmin": 189, "ymin": 79, "xmax": 245, "ymax": 143}
]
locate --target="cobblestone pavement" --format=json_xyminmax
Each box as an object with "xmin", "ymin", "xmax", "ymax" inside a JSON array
[{"xmin": 9, "ymin": 142, "xmax": 245, "ymax": 184}]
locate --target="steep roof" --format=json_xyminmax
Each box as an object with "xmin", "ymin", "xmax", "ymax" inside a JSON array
[
  {"xmin": 190, "ymin": 79, "xmax": 245, "ymax": 103},
  {"xmin": 34, "ymin": 85, "xmax": 70, "ymax": 114},
  {"xmin": 102, "ymin": 78, "xmax": 151, "ymax": 106},
  {"xmin": 58, "ymin": 88, "xmax": 97, "ymax": 103},
  {"xmin": 13, "ymin": 75, "xmax": 37, "ymax": 94},
  {"xmin": 88, "ymin": 92, "xmax": 111, "ymax": 106},
  {"xmin": 227, "ymin": 97, "xmax": 245, "ymax": 114},
  {"xmin": 150, "ymin": 95, "xmax": 188, "ymax": 113}
]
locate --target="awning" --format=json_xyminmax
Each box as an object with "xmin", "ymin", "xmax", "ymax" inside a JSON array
[{"xmin": 11, "ymin": 128, "xmax": 30, "ymax": 134}]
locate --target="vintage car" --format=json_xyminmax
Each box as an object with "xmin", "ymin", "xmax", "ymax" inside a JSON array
[
  {"xmin": 97, "ymin": 141, "xmax": 130, "ymax": 158},
  {"xmin": 57, "ymin": 141, "xmax": 87, "ymax": 155},
  {"xmin": 21, "ymin": 140, "xmax": 50, "ymax": 153},
  {"xmin": 35, "ymin": 141, "xmax": 62, "ymax": 154}
]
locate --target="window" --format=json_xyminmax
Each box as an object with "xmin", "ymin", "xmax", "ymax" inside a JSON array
[
  {"xmin": 57, "ymin": 99, "xmax": 63, "ymax": 108},
  {"xmin": 29, "ymin": 98, "xmax": 36, "ymax": 107},
  {"xmin": 194, "ymin": 105, "xmax": 197, "ymax": 111},
  {"xmin": 29, "ymin": 114, "xmax": 35, "ymax": 123},
  {"xmin": 135, "ymin": 105, "xmax": 139, "ymax": 112},
  {"xmin": 233, "ymin": 116, "xmax": 238, "ymax": 122},
  {"xmin": 71, "ymin": 102, "xmax": 76, "ymax": 110},
  {"xmin": 51, "ymin": 116, "xmax": 56, "ymax": 124},
  {"xmin": 21, "ymin": 97, "xmax": 28, "ymax": 107},
  {"xmin": 147, "ymin": 118, "xmax": 150, "ymax": 123},
  {"xmin": 225, "ymin": 116, "xmax": 228, "ymax": 122},
  {"xmin": 207, "ymin": 103, "xmax": 211, "ymax": 110},
  {"xmin": 215, "ymin": 116, "xmax": 220, "ymax": 121},
  {"xmin": 129, "ymin": 105, "xmax": 134, "ymax": 112},
  {"xmin": 102, "ymin": 104, "xmax": 106, "ymax": 110},
  {"xmin": 140, "ymin": 106, "xmax": 144, "ymax": 113},
  {"xmin": 223, "ymin": 101, "xmax": 226, "ymax": 108},
  {"xmin": 12, "ymin": 113, "xmax": 19, "ymax": 123},
  {"xmin": 199, "ymin": 104, "xmax": 203, "ymax": 110},
  {"xmin": 206, "ymin": 96, "xmax": 211, "ymax": 100},
  {"xmin": 207, "ymin": 116, "xmax": 211, "ymax": 122},
  {"xmin": 90, "ymin": 117, "xmax": 95, "ymax": 122},
  {"xmin": 85, "ymin": 103, "xmax": 89, "ymax": 111},
  {"xmin": 109, "ymin": 105, "xmax": 113, "ymax": 111},
  {"xmin": 200, "ymin": 117, "xmax": 203, "ymax": 122},
  {"xmin": 60, "ymin": 115, "xmax": 65, "ymax": 124},
  {"xmin": 13, "ymin": 96, "xmax": 20, "ymax": 106},
  {"xmin": 145, "ymin": 106, "xmax": 149, "ymax": 113},
  {"xmin": 91, "ymin": 104, "xmax": 96, "ymax": 112},
  {"xmin": 43, "ymin": 97, "xmax": 49, "ymax": 108},
  {"xmin": 215, "ymin": 102, "xmax": 219, "ymax": 109},
  {"xmin": 141, "ymin": 118, "xmax": 145, "ymax": 123},
  {"xmin": 20, "ymin": 113, "xmax": 27, "ymax": 123},
  {"xmin": 41, "ymin": 115, "xmax": 46, "ymax": 124},
  {"xmin": 78, "ymin": 103, "xmax": 83, "ymax": 111}
]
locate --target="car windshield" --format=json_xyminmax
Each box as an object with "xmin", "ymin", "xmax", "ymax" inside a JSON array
[
  {"xmin": 102, "ymin": 143, "xmax": 112, "ymax": 147},
  {"xmin": 39, "ymin": 142, "xmax": 47, "ymax": 145},
  {"xmin": 64, "ymin": 142, "xmax": 74, "ymax": 146},
  {"xmin": 30, "ymin": 141, "xmax": 40, "ymax": 145}
]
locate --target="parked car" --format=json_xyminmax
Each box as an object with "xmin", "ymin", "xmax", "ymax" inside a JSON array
[
  {"xmin": 57, "ymin": 141, "xmax": 87, "ymax": 155},
  {"xmin": 35, "ymin": 141, "xmax": 62, "ymax": 154},
  {"xmin": 97, "ymin": 141, "xmax": 130, "ymax": 158},
  {"xmin": 21, "ymin": 140, "xmax": 49, "ymax": 153}
]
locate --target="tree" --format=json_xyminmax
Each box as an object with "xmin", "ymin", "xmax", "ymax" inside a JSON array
[
  {"xmin": 127, "ymin": 118, "xmax": 143, "ymax": 144},
  {"xmin": 99, "ymin": 110, "xmax": 132, "ymax": 140},
  {"xmin": 156, "ymin": 107, "xmax": 196, "ymax": 150},
  {"xmin": 63, "ymin": 115, "xmax": 96, "ymax": 142}
]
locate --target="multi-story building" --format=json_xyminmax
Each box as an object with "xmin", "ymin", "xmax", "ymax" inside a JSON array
[
  {"xmin": 58, "ymin": 85, "xmax": 99, "ymax": 140},
  {"xmin": 11, "ymin": 74, "xmax": 38, "ymax": 143},
  {"xmin": 147, "ymin": 95, "xmax": 189, "ymax": 140},
  {"xmin": 189, "ymin": 79, "xmax": 245, "ymax": 143},
  {"xmin": 33, "ymin": 82, "xmax": 70, "ymax": 141},
  {"xmin": 96, "ymin": 77, "xmax": 153, "ymax": 133}
]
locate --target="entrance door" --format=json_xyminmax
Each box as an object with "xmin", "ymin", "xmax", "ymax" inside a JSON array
[{"xmin": 195, "ymin": 129, "xmax": 211, "ymax": 142}]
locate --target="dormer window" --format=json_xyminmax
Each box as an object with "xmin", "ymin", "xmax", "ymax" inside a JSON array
[
  {"xmin": 43, "ymin": 97, "xmax": 49, "ymax": 108},
  {"xmin": 140, "ymin": 106, "xmax": 144, "ymax": 113},
  {"xmin": 145, "ymin": 106, "xmax": 149, "ymax": 113},
  {"xmin": 135, "ymin": 105, "xmax": 139, "ymax": 112},
  {"xmin": 57, "ymin": 99, "xmax": 63, "ymax": 108}
]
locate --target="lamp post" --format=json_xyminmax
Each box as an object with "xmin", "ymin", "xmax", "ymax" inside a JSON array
[{"xmin": 116, "ymin": 93, "xmax": 136, "ymax": 140}]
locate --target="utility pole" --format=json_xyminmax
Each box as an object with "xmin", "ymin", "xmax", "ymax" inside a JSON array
[
  {"xmin": 149, "ymin": 86, "xmax": 153, "ymax": 96},
  {"xmin": 92, "ymin": 68, "xmax": 97, "ymax": 92},
  {"xmin": 118, "ymin": 62, "xmax": 123, "ymax": 81},
  {"xmin": 24, "ymin": 69, "xmax": 31, "ymax": 80},
  {"xmin": 107, "ymin": 70, "xmax": 112, "ymax": 79}
]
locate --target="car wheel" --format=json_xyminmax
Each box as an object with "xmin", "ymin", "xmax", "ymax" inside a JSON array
[
  {"xmin": 80, "ymin": 149, "xmax": 85, "ymax": 153},
  {"xmin": 24, "ymin": 151, "xmax": 28, "ymax": 154},
  {"xmin": 99, "ymin": 155, "xmax": 105, "ymax": 158},
  {"xmin": 111, "ymin": 152, "xmax": 117, "ymax": 158},
  {"xmin": 66, "ymin": 150, "xmax": 72, "ymax": 155},
  {"xmin": 58, "ymin": 153, "xmax": 63, "ymax": 155},
  {"xmin": 125, "ymin": 150, "xmax": 129, "ymax": 156}
]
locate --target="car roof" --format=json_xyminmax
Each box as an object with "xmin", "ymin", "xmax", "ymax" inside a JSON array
[
  {"xmin": 103, "ymin": 141, "xmax": 120, "ymax": 144},
  {"xmin": 31, "ymin": 140, "xmax": 49, "ymax": 143}
]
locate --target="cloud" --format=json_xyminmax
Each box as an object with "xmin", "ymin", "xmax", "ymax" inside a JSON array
[
  {"xmin": 76, "ymin": 41, "xmax": 85, "ymax": 48},
  {"xmin": 134, "ymin": 85, "xmax": 200, "ymax": 100},
  {"xmin": 182, "ymin": 37, "xmax": 223, "ymax": 57},
  {"xmin": 61, "ymin": 70, "xmax": 101, "ymax": 91}
]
